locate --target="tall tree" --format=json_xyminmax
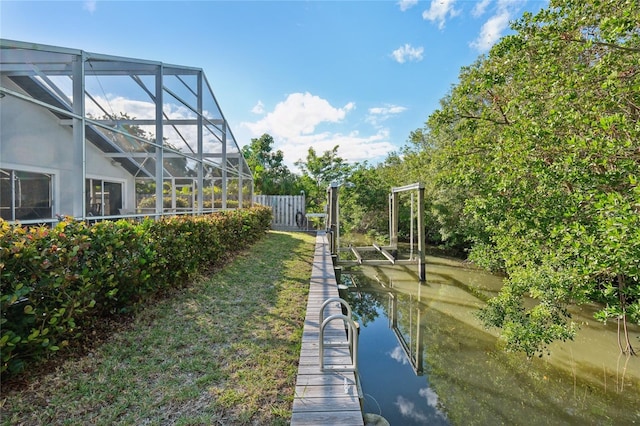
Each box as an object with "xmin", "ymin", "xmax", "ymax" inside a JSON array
[
  {"xmin": 413, "ymin": 0, "xmax": 640, "ymax": 356},
  {"xmin": 339, "ymin": 160, "xmax": 394, "ymax": 238},
  {"xmin": 242, "ymin": 134, "xmax": 299, "ymax": 195},
  {"xmin": 295, "ymin": 146, "xmax": 351, "ymax": 212}
]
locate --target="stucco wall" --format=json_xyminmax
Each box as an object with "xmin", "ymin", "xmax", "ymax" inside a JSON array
[{"xmin": 0, "ymin": 76, "xmax": 135, "ymax": 217}]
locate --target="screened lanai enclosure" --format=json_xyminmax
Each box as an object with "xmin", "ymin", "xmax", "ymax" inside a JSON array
[{"xmin": 0, "ymin": 39, "xmax": 253, "ymax": 224}]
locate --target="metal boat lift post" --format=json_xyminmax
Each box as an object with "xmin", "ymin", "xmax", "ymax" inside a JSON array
[
  {"xmin": 390, "ymin": 183, "xmax": 426, "ymax": 281},
  {"xmin": 328, "ymin": 182, "xmax": 426, "ymax": 281}
]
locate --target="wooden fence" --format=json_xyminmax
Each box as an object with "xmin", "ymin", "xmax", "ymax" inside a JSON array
[{"xmin": 253, "ymin": 194, "xmax": 306, "ymax": 230}]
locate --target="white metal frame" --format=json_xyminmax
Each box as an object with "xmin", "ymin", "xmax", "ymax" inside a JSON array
[
  {"xmin": 329, "ymin": 182, "xmax": 426, "ymax": 281},
  {"xmin": 0, "ymin": 38, "xmax": 254, "ymax": 223}
]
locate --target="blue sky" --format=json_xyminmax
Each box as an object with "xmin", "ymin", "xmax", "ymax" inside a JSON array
[{"xmin": 1, "ymin": 0, "xmax": 546, "ymax": 169}]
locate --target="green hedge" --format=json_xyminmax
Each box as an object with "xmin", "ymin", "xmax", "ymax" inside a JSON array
[
  {"xmin": 138, "ymin": 196, "xmax": 190, "ymax": 209},
  {"xmin": 0, "ymin": 206, "xmax": 272, "ymax": 377},
  {"xmin": 138, "ymin": 196, "xmax": 240, "ymax": 210}
]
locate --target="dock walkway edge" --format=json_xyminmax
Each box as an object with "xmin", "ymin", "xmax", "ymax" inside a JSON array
[{"xmin": 290, "ymin": 232, "xmax": 364, "ymax": 426}]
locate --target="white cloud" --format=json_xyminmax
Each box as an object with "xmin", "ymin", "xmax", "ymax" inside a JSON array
[
  {"xmin": 389, "ymin": 346, "xmax": 409, "ymax": 364},
  {"xmin": 86, "ymin": 95, "xmax": 197, "ymax": 122},
  {"xmin": 83, "ymin": 92, "xmax": 395, "ymax": 168},
  {"xmin": 83, "ymin": 1, "xmax": 97, "ymax": 13},
  {"xmin": 84, "ymin": 95, "xmax": 231, "ymax": 155},
  {"xmin": 242, "ymin": 92, "xmax": 354, "ymax": 140},
  {"xmin": 391, "ymin": 44, "xmax": 424, "ymax": 64},
  {"xmin": 470, "ymin": 8, "xmax": 511, "ymax": 51},
  {"xmin": 397, "ymin": 0, "xmax": 418, "ymax": 12},
  {"xmin": 419, "ymin": 387, "xmax": 439, "ymax": 408},
  {"xmin": 367, "ymin": 104, "xmax": 407, "ymax": 127},
  {"xmin": 419, "ymin": 387, "xmax": 448, "ymax": 420},
  {"xmin": 82, "ymin": 92, "xmax": 397, "ymax": 170},
  {"xmin": 471, "ymin": 0, "xmax": 492, "ymax": 17},
  {"xmin": 240, "ymin": 92, "xmax": 396, "ymax": 167},
  {"xmin": 251, "ymin": 100, "xmax": 265, "ymax": 114},
  {"xmin": 422, "ymin": 0, "xmax": 460, "ymax": 30},
  {"xmin": 395, "ymin": 396, "xmax": 429, "ymax": 423},
  {"xmin": 279, "ymin": 129, "xmax": 395, "ymax": 167},
  {"xmin": 470, "ymin": 0, "xmax": 523, "ymax": 52},
  {"xmin": 85, "ymin": 95, "xmax": 152, "ymax": 120},
  {"xmin": 369, "ymin": 105, "xmax": 407, "ymax": 115}
]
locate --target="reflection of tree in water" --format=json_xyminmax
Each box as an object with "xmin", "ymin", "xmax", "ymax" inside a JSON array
[
  {"xmin": 340, "ymin": 273, "xmax": 383, "ymax": 327},
  {"xmin": 342, "ymin": 270, "xmax": 640, "ymax": 425}
]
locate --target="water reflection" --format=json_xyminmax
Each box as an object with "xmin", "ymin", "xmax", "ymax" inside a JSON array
[
  {"xmin": 389, "ymin": 291, "xmax": 425, "ymax": 375},
  {"xmin": 342, "ymin": 257, "xmax": 640, "ymax": 425}
]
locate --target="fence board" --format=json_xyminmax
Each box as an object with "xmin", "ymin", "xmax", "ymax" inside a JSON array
[{"xmin": 253, "ymin": 194, "xmax": 306, "ymax": 230}]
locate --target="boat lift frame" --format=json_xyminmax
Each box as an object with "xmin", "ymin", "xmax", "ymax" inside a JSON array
[{"xmin": 327, "ymin": 182, "xmax": 426, "ymax": 281}]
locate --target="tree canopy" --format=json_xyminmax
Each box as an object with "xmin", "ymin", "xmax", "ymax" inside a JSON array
[
  {"xmin": 404, "ymin": 0, "xmax": 640, "ymax": 356},
  {"xmin": 295, "ymin": 145, "xmax": 352, "ymax": 212},
  {"xmin": 242, "ymin": 134, "xmax": 299, "ymax": 195}
]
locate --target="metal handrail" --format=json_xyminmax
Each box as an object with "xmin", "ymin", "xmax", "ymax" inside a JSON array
[
  {"xmin": 319, "ymin": 297, "xmax": 353, "ymax": 349},
  {"xmin": 320, "ymin": 297, "xmax": 352, "ymax": 323},
  {"xmin": 319, "ymin": 314, "xmax": 359, "ymax": 372},
  {"xmin": 319, "ymin": 297, "xmax": 358, "ymax": 372}
]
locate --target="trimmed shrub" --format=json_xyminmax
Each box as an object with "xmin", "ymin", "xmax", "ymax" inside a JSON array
[
  {"xmin": 0, "ymin": 206, "xmax": 272, "ymax": 377},
  {"xmin": 138, "ymin": 196, "xmax": 190, "ymax": 209}
]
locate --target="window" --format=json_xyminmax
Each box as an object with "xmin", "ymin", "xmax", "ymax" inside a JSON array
[
  {"xmin": 0, "ymin": 169, "xmax": 53, "ymax": 221},
  {"xmin": 85, "ymin": 179, "xmax": 123, "ymax": 216}
]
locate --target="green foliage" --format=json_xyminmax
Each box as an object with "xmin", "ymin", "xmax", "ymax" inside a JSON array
[
  {"xmin": 0, "ymin": 206, "xmax": 272, "ymax": 377},
  {"xmin": 242, "ymin": 133, "xmax": 301, "ymax": 195},
  {"xmin": 295, "ymin": 145, "xmax": 352, "ymax": 212},
  {"xmin": 339, "ymin": 162, "xmax": 392, "ymax": 236},
  {"xmin": 137, "ymin": 195, "xmax": 241, "ymax": 210},
  {"xmin": 404, "ymin": 0, "xmax": 640, "ymax": 355},
  {"xmin": 138, "ymin": 195, "xmax": 190, "ymax": 209}
]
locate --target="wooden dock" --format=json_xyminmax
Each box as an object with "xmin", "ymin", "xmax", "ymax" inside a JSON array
[{"xmin": 290, "ymin": 232, "xmax": 364, "ymax": 426}]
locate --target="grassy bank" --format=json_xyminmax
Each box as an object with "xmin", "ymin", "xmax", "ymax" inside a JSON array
[{"xmin": 0, "ymin": 231, "xmax": 315, "ymax": 425}]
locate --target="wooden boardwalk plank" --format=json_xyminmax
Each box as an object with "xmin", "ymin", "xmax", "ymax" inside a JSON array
[
  {"xmin": 294, "ymin": 372, "xmax": 357, "ymax": 387},
  {"xmin": 290, "ymin": 411, "xmax": 364, "ymax": 426},
  {"xmin": 295, "ymin": 384, "xmax": 356, "ymax": 398},
  {"xmin": 299, "ymin": 347, "xmax": 351, "ymax": 357},
  {"xmin": 293, "ymin": 395, "xmax": 361, "ymax": 412},
  {"xmin": 291, "ymin": 232, "xmax": 364, "ymax": 426},
  {"xmin": 298, "ymin": 355, "xmax": 354, "ymax": 366}
]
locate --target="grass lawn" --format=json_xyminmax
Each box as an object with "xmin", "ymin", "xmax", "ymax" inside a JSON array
[{"xmin": 0, "ymin": 231, "xmax": 316, "ymax": 425}]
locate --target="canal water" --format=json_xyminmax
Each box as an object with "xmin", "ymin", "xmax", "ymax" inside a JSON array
[{"xmin": 340, "ymin": 256, "xmax": 640, "ymax": 425}]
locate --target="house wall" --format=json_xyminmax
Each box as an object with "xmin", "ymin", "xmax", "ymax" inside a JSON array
[{"xmin": 0, "ymin": 76, "xmax": 135, "ymax": 218}]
